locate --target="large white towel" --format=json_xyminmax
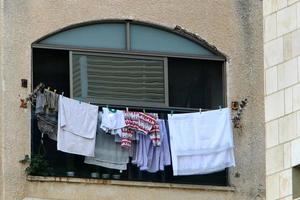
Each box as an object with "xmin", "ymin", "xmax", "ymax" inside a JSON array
[
  {"xmin": 57, "ymin": 96, "xmax": 98, "ymax": 157},
  {"xmin": 168, "ymin": 108, "xmax": 235, "ymax": 176}
]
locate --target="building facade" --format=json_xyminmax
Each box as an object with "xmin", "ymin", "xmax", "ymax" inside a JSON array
[
  {"xmin": 264, "ymin": 0, "xmax": 300, "ymax": 199},
  {"xmin": 0, "ymin": 1, "xmax": 264, "ymax": 200}
]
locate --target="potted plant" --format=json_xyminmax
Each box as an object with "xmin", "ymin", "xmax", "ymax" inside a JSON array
[{"xmin": 20, "ymin": 154, "xmax": 53, "ymax": 176}]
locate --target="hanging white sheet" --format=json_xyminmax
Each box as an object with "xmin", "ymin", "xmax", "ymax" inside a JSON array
[
  {"xmin": 57, "ymin": 96, "xmax": 98, "ymax": 157},
  {"xmin": 168, "ymin": 108, "xmax": 235, "ymax": 176}
]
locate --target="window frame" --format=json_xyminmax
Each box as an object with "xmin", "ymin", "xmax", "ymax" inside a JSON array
[{"xmin": 30, "ymin": 20, "xmax": 229, "ymax": 186}]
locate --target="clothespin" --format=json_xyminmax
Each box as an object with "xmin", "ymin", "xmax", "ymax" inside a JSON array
[
  {"xmin": 47, "ymin": 87, "xmax": 50, "ymax": 91},
  {"xmin": 126, "ymin": 107, "xmax": 129, "ymax": 112},
  {"xmin": 143, "ymin": 109, "xmax": 146, "ymax": 114},
  {"xmin": 199, "ymin": 108, "xmax": 202, "ymax": 114},
  {"xmin": 54, "ymin": 89, "xmax": 57, "ymax": 93},
  {"xmin": 61, "ymin": 92, "xmax": 64, "ymax": 97},
  {"xmin": 106, "ymin": 105, "xmax": 109, "ymax": 108},
  {"xmin": 170, "ymin": 110, "xmax": 174, "ymax": 116},
  {"xmin": 20, "ymin": 99, "xmax": 27, "ymax": 109},
  {"xmin": 219, "ymin": 105, "xmax": 222, "ymax": 110},
  {"xmin": 79, "ymin": 100, "xmax": 81, "ymax": 104}
]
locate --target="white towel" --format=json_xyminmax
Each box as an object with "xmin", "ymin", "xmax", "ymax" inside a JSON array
[
  {"xmin": 57, "ymin": 96, "xmax": 98, "ymax": 157},
  {"xmin": 168, "ymin": 108, "xmax": 235, "ymax": 176}
]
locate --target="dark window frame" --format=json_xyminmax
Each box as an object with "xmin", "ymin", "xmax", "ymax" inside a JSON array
[{"xmin": 30, "ymin": 20, "xmax": 229, "ymax": 186}]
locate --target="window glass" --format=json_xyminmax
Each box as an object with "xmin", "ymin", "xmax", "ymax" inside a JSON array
[
  {"xmin": 40, "ymin": 23, "xmax": 126, "ymax": 49},
  {"xmin": 130, "ymin": 24, "xmax": 214, "ymax": 56}
]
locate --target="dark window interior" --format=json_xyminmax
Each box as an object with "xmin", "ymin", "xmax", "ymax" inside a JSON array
[
  {"xmin": 32, "ymin": 48, "xmax": 227, "ymax": 186},
  {"xmin": 168, "ymin": 58, "xmax": 224, "ymax": 109}
]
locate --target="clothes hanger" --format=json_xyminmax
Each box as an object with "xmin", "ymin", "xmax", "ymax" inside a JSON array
[{"xmin": 109, "ymin": 108, "xmax": 117, "ymax": 113}]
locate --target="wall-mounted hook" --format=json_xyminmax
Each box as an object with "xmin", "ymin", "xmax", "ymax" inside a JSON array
[
  {"xmin": 232, "ymin": 98, "xmax": 248, "ymax": 128},
  {"xmin": 20, "ymin": 99, "xmax": 28, "ymax": 109}
]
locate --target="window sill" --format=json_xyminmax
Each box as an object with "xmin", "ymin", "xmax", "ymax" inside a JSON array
[{"xmin": 27, "ymin": 175, "xmax": 235, "ymax": 192}]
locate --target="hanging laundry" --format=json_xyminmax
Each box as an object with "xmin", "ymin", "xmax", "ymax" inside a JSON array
[
  {"xmin": 149, "ymin": 119, "xmax": 161, "ymax": 147},
  {"xmin": 57, "ymin": 96, "xmax": 98, "ymax": 157},
  {"xmin": 35, "ymin": 91, "xmax": 46, "ymax": 114},
  {"xmin": 44, "ymin": 89, "xmax": 59, "ymax": 113},
  {"xmin": 37, "ymin": 114, "xmax": 57, "ymax": 141},
  {"xmin": 141, "ymin": 113, "xmax": 160, "ymax": 147},
  {"xmin": 35, "ymin": 90, "xmax": 59, "ymax": 141},
  {"xmin": 120, "ymin": 111, "xmax": 161, "ymax": 148},
  {"xmin": 119, "ymin": 111, "xmax": 139, "ymax": 148},
  {"xmin": 132, "ymin": 119, "xmax": 171, "ymax": 173},
  {"xmin": 168, "ymin": 108, "xmax": 235, "ymax": 176},
  {"xmin": 137, "ymin": 112, "xmax": 157, "ymax": 135},
  {"xmin": 158, "ymin": 120, "xmax": 171, "ymax": 171},
  {"xmin": 85, "ymin": 112, "xmax": 130, "ymax": 170},
  {"xmin": 100, "ymin": 107, "xmax": 126, "ymax": 136}
]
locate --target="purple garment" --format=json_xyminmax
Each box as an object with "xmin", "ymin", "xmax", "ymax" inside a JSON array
[
  {"xmin": 159, "ymin": 120, "xmax": 171, "ymax": 170},
  {"xmin": 132, "ymin": 119, "xmax": 171, "ymax": 173}
]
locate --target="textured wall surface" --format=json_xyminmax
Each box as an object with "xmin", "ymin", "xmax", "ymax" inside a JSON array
[
  {"xmin": 264, "ymin": 0, "xmax": 300, "ymax": 200},
  {"xmin": 0, "ymin": 0, "xmax": 4, "ymax": 199},
  {"xmin": 0, "ymin": 0, "xmax": 263, "ymax": 199}
]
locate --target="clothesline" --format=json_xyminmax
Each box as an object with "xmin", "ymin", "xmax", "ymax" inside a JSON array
[
  {"xmin": 29, "ymin": 83, "xmax": 222, "ymax": 115},
  {"xmin": 94, "ymin": 103, "xmax": 219, "ymax": 114},
  {"xmin": 34, "ymin": 90, "xmax": 235, "ymax": 176}
]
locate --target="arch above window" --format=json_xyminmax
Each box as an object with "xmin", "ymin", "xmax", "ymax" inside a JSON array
[{"xmin": 36, "ymin": 20, "xmax": 225, "ymax": 60}]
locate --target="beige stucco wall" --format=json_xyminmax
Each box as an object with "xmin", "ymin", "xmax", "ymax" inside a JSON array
[
  {"xmin": 264, "ymin": 0, "xmax": 300, "ymax": 200},
  {"xmin": 0, "ymin": 0, "xmax": 264, "ymax": 199},
  {"xmin": 0, "ymin": 0, "xmax": 4, "ymax": 199}
]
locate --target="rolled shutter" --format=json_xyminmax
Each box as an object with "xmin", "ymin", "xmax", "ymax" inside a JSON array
[{"xmin": 72, "ymin": 53, "xmax": 166, "ymax": 106}]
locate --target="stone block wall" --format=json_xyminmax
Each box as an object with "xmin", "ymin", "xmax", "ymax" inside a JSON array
[{"xmin": 264, "ymin": 0, "xmax": 300, "ymax": 199}]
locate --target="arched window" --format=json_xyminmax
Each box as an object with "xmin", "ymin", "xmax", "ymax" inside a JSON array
[
  {"xmin": 33, "ymin": 21, "xmax": 226, "ymax": 109},
  {"xmin": 32, "ymin": 20, "xmax": 227, "ymax": 186},
  {"xmin": 37, "ymin": 22, "xmax": 222, "ymax": 57}
]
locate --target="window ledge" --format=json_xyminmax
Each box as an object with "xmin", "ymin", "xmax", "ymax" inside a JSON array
[{"xmin": 27, "ymin": 175, "xmax": 235, "ymax": 192}]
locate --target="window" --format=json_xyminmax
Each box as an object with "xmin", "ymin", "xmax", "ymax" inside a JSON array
[
  {"xmin": 293, "ymin": 165, "xmax": 300, "ymax": 199},
  {"xmin": 32, "ymin": 21, "xmax": 227, "ymax": 186}
]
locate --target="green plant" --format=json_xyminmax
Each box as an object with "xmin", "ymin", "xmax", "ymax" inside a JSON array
[{"xmin": 24, "ymin": 154, "xmax": 53, "ymax": 176}]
